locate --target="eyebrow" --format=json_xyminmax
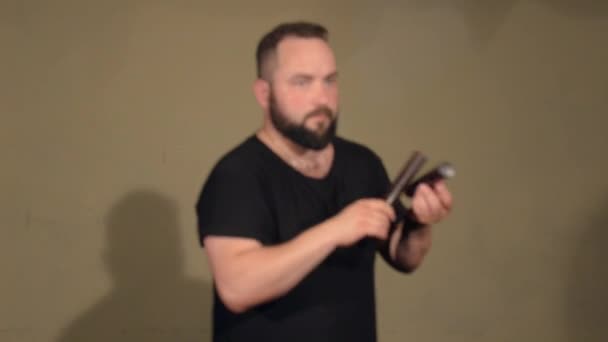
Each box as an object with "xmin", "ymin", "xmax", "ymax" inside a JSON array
[
  {"xmin": 325, "ymin": 71, "xmax": 339, "ymax": 80},
  {"xmin": 290, "ymin": 74, "xmax": 314, "ymax": 81},
  {"xmin": 289, "ymin": 71, "xmax": 339, "ymax": 81}
]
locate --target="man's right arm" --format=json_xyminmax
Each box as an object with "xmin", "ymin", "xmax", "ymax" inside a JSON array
[{"xmin": 203, "ymin": 198, "xmax": 395, "ymax": 313}]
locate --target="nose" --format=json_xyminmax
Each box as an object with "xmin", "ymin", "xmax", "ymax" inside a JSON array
[{"xmin": 314, "ymin": 81, "xmax": 331, "ymax": 107}]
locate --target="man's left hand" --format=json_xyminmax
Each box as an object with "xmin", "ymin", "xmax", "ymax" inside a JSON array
[{"xmin": 410, "ymin": 180, "xmax": 453, "ymax": 225}]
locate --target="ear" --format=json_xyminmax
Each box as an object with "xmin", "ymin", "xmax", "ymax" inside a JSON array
[{"xmin": 253, "ymin": 78, "xmax": 270, "ymax": 111}]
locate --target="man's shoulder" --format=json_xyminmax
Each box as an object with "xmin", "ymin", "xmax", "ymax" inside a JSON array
[{"xmin": 211, "ymin": 135, "xmax": 266, "ymax": 173}]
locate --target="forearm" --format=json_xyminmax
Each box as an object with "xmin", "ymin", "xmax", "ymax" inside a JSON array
[
  {"xmin": 388, "ymin": 178, "xmax": 451, "ymax": 271},
  {"xmin": 387, "ymin": 220, "xmax": 432, "ymax": 272},
  {"xmin": 215, "ymin": 222, "xmax": 338, "ymax": 312}
]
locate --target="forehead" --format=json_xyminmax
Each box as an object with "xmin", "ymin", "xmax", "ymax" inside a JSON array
[{"xmin": 274, "ymin": 37, "xmax": 336, "ymax": 76}]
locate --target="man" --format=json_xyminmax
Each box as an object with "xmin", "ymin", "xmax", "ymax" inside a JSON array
[{"xmin": 195, "ymin": 22, "xmax": 453, "ymax": 342}]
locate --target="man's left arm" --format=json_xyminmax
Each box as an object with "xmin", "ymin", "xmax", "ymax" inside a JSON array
[{"xmin": 379, "ymin": 180, "xmax": 453, "ymax": 273}]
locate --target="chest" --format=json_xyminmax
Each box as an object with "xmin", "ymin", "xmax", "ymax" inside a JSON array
[{"xmin": 262, "ymin": 167, "xmax": 382, "ymax": 243}]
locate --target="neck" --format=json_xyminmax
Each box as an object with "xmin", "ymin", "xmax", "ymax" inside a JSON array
[{"xmin": 256, "ymin": 126, "xmax": 333, "ymax": 176}]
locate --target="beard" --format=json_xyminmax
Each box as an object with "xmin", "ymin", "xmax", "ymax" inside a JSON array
[{"xmin": 268, "ymin": 92, "xmax": 338, "ymax": 150}]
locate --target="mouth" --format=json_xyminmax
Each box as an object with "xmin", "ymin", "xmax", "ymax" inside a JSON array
[
  {"xmin": 306, "ymin": 116, "xmax": 332, "ymax": 134},
  {"xmin": 305, "ymin": 108, "xmax": 333, "ymax": 121}
]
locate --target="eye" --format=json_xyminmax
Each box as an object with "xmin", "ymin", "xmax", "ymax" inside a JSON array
[
  {"xmin": 292, "ymin": 77, "xmax": 311, "ymax": 86},
  {"xmin": 325, "ymin": 74, "xmax": 338, "ymax": 85}
]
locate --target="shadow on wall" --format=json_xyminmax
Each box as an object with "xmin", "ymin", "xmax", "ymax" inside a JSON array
[
  {"xmin": 57, "ymin": 190, "xmax": 212, "ymax": 342},
  {"xmin": 567, "ymin": 195, "xmax": 608, "ymax": 342},
  {"xmin": 405, "ymin": 0, "xmax": 608, "ymax": 46}
]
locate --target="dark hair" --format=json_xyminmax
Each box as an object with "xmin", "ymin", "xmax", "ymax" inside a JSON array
[{"xmin": 255, "ymin": 21, "xmax": 328, "ymax": 79}]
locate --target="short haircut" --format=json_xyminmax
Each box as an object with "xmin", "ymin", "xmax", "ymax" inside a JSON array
[{"xmin": 255, "ymin": 21, "xmax": 329, "ymax": 79}]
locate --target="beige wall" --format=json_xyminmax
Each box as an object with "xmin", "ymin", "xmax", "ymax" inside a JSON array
[{"xmin": 1, "ymin": 1, "xmax": 607, "ymax": 341}]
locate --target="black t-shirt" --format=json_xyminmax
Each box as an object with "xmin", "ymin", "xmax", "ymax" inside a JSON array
[{"xmin": 196, "ymin": 135, "xmax": 392, "ymax": 342}]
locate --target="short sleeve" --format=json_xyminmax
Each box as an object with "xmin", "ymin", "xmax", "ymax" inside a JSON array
[{"xmin": 195, "ymin": 159, "xmax": 275, "ymax": 246}]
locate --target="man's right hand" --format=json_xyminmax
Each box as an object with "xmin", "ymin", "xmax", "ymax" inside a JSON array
[{"xmin": 326, "ymin": 199, "xmax": 396, "ymax": 247}]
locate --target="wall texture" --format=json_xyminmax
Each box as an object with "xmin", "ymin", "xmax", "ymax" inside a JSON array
[{"xmin": 1, "ymin": 1, "xmax": 606, "ymax": 341}]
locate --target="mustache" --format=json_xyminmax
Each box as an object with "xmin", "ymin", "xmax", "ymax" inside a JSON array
[{"xmin": 304, "ymin": 106, "xmax": 333, "ymax": 120}]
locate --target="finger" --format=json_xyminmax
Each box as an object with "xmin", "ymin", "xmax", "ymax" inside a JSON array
[
  {"xmin": 366, "ymin": 199, "xmax": 397, "ymax": 222},
  {"xmin": 412, "ymin": 184, "xmax": 432, "ymax": 223},
  {"xmin": 363, "ymin": 207, "xmax": 392, "ymax": 233},
  {"xmin": 367, "ymin": 229, "xmax": 388, "ymax": 240},
  {"xmin": 420, "ymin": 185, "xmax": 447, "ymax": 222},
  {"xmin": 433, "ymin": 181, "xmax": 453, "ymax": 211},
  {"xmin": 375, "ymin": 217, "xmax": 391, "ymax": 239},
  {"xmin": 365, "ymin": 210, "xmax": 393, "ymax": 230},
  {"xmin": 371, "ymin": 223, "xmax": 389, "ymax": 240},
  {"xmin": 362, "ymin": 215, "xmax": 389, "ymax": 240}
]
